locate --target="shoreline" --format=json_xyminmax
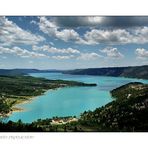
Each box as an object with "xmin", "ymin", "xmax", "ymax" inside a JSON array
[
  {"xmin": 0, "ymin": 74, "xmax": 98, "ymax": 120},
  {"xmin": 0, "ymin": 87, "xmax": 64, "ymax": 118},
  {"xmin": 0, "ymin": 83, "xmax": 93, "ymax": 118}
]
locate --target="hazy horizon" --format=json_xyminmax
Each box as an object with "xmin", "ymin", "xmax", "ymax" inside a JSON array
[{"xmin": 0, "ymin": 64, "xmax": 147, "ymax": 71}]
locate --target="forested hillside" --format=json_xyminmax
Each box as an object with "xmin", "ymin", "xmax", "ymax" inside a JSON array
[{"xmin": 63, "ymin": 65, "xmax": 148, "ymax": 79}]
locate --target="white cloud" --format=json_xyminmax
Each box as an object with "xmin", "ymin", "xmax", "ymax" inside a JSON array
[
  {"xmin": 32, "ymin": 45, "xmax": 80, "ymax": 54},
  {"xmin": 30, "ymin": 20, "xmax": 37, "ymax": 25},
  {"xmin": 52, "ymin": 16, "xmax": 105, "ymax": 27},
  {"xmin": 133, "ymin": 27, "xmax": 148, "ymax": 44},
  {"xmin": 80, "ymin": 27, "xmax": 148, "ymax": 45},
  {"xmin": 81, "ymin": 29, "xmax": 132, "ymax": 45},
  {"xmin": 39, "ymin": 16, "xmax": 57, "ymax": 35},
  {"xmin": 0, "ymin": 17, "xmax": 45, "ymax": 46},
  {"xmin": 100, "ymin": 47, "xmax": 124, "ymax": 59},
  {"xmin": 77, "ymin": 52, "xmax": 102, "ymax": 60},
  {"xmin": 32, "ymin": 44, "xmax": 104, "ymax": 61},
  {"xmin": 33, "ymin": 45, "xmax": 103, "ymax": 61},
  {"xmin": 86, "ymin": 17, "xmax": 104, "ymax": 25},
  {"xmin": 32, "ymin": 44, "xmax": 103, "ymax": 61},
  {"xmin": 52, "ymin": 55, "xmax": 74, "ymax": 60},
  {"xmin": 39, "ymin": 17, "xmax": 81, "ymax": 42},
  {"xmin": 49, "ymin": 42, "xmax": 54, "ymax": 46},
  {"xmin": 135, "ymin": 48, "xmax": 148, "ymax": 59},
  {"xmin": 55, "ymin": 29, "xmax": 80, "ymax": 42},
  {"xmin": 0, "ymin": 46, "xmax": 46, "ymax": 58},
  {"xmin": 39, "ymin": 17, "xmax": 148, "ymax": 45}
]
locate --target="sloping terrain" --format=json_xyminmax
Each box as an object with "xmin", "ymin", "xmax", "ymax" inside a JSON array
[{"xmin": 63, "ymin": 65, "xmax": 148, "ymax": 79}]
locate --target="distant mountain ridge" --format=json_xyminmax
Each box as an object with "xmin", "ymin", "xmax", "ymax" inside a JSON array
[
  {"xmin": 63, "ymin": 65, "xmax": 148, "ymax": 79},
  {"xmin": 0, "ymin": 65, "xmax": 148, "ymax": 79},
  {"xmin": 0, "ymin": 69, "xmax": 61, "ymax": 76}
]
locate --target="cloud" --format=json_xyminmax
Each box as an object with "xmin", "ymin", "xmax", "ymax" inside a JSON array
[
  {"xmin": 49, "ymin": 42, "xmax": 54, "ymax": 46},
  {"xmin": 46, "ymin": 16, "xmax": 148, "ymax": 28},
  {"xmin": 135, "ymin": 48, "xmax": 148, "ymax": 59},
  {"xmin": 82, "ymin": 29, "xmax": 132, "ymax": 45},
  {"xmin": 52, "ymin": 55, "xmax": 74, "ymax": 60},
  {"xmin": 32, "ymin": 45, "xmax": 80, "ymax": 54},
  {"xmin": 40, "ymin": 16, "xmax": 148, "ymax": 28},
  {"xmin": 38, "ymin": 17, "xmax": 81, "ymax": 42},
  {"xmin": 30, "ymin": 20, "xmax": 37, "ymax": 25},
  {"xmin": 100, "ymin": 47, "xmax": 124, "ymax": 59},
  {"xmin": 38, "ymin": 17, "xmax": 148, "ymax": 45},
  {"xmin": 33, "ymin": 44, "xmax": 103, "ymax": 61},
  {"xmin": 55, "ymin": 29, "xmax": 80, "ymax": 42},
  {"xmin": 77, "ymin": 52, "xmax": 102, "ymax": 60},
  {"xmin": 39, "ymin": 16, "xmax": 57, "ymax": 35},
  {"xmin": 32, "ymin": 44, "xmax": 102, "ymax": 61},
  {"xmin": 52, "ymin": 16, "xmax": 104, "ymax": 28},
  {"xmin": 0, "ymin": 17, "xmax": 45, "ymax": 46},
  {"xmin": 98, "ymin": 16, "xmax": 148, "ymax": 28},
  {"xmin": 0, "ymin": 46, "xmax": 46, "ymax": 58},
  {"xmin": 79, "ymin": 27, "xmax": 148, "ymax": 45}
]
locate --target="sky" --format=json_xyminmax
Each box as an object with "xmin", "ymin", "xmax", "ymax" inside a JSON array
[{"xmin": 0, "ymin": 16, "xmax": 148, "ymax": 70}]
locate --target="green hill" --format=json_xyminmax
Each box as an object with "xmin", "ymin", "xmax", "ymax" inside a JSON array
[{"xmin": 77, "ymin": 82, "xmax": 148, "ymax": 131}]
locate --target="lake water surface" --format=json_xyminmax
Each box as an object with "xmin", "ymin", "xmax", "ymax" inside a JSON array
[{"xmin": 7, "ymin": 73, "xmax": 148, "ymax": 123}]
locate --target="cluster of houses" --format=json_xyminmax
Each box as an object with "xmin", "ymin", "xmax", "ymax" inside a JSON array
[{"xmin": 51, "ymin": 117, "xmax": 78, "ymax": 125}]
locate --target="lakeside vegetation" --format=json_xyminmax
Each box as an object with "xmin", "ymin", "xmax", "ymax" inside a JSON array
[
  {"xmin": 77, "ymin": 82, "xmax": 148, "ymax": 131},
  {"xmin": 0, "ymin": 82, "xmax": 148, "ymax": 132},
  {"xmin": 0, "ymin": 75, "xmax": 96, "ymax": 117}
]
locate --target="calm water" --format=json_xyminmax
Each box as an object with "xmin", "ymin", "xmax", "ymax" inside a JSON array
[{"xmin": 6, "ymin": 73, "xmax": 148, "ymax": 123}]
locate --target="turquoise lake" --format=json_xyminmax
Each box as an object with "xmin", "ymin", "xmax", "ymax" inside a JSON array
[{"xmin": 6, "ymin": 73, "xmax": 148, "ymax": 123}]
